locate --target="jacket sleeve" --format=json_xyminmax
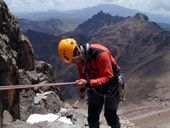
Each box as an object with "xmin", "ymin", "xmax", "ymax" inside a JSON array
[{"xmin": 89, "ymin": 51, "xmax": 114, "ymax": 87}]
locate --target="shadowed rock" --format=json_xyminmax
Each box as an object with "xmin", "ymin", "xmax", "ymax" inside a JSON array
[{"xmin": 0, "ymin": 1, "xmax": 64, "ymax": 128}]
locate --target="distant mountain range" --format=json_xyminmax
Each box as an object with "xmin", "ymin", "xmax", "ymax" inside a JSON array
[
  {"xmin": 18, "ymin": 4, "xmax": 170, "ymax": 36},
  {"xmin": 20, "ymin": 18, "xmax": 81, "ymax": 35},
  {"xmin": 158, "ymin": 23, "xmax": 170, "ymax": 31},
  {"xmin": 16, "ymin": 4, "xmax": 170, "ymax": 24}
]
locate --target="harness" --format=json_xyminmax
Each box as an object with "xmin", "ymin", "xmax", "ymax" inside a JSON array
[
  {"xmin": 82, "ymin": 43, "xmax": 90, "ymax": 78},
  {"xmin": 81, "ymin": 44, "xmax": 124, "ymax": 98},
  {"xmin": 89, "ymin": 73, "xmax": 122, "ymax": 98}
]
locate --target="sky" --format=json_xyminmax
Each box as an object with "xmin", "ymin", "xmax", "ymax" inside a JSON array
[{"xmin": 4, "ymin": 0, "xmax": 170, "ymax": 16}]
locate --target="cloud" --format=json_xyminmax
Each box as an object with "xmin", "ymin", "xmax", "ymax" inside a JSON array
[
  {"xmin": 101, "ymin": 0, "xmax": 170, "ymax": 11},
  {"xmin": 5, "ymin": 0, "xmax": 63, "ymax": 12},
  {"xmin": 148, "ymin": 0, "xmax": 170, "ymax": 11},
  {"xmin": 4, "ymin": 0, "xmax": 170, "ymax": 15}
]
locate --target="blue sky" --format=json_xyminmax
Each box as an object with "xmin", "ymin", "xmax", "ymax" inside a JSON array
[{"xmin": 4, "ymin": 0, "xmax": 170, "ymax": 16}]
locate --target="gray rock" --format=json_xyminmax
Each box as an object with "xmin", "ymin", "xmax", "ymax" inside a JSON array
[
  {"xmin": 20, "ymin": 90, "xmax": 64, "ymax": 121},
  {"xmin": 3, "ymin": 111, "xmax": 13, "ymax": 124},
  {"xmin": 3, "ymin": 107, "xmax": 139, "ymax": 128}
]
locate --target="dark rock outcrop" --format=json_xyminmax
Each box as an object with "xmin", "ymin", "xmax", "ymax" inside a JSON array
[
  {"xmin": 0, "ymin": 0, "xmax": 64, "ymax": 127},
  {"xmin": 17, "ymin": 34, "xmax": 34, "ymax": 70},
  {"xmin": 0, "ymin": 1, "xmax": 21, "ymax": 127},
  {"xmin": 133, "ymin": 13, "xmax": 149, "ymax": 21}
]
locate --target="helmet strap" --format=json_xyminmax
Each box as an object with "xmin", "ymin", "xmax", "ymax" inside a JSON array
[
  {"xmin": 82, "ymin": 43, "xmax": 89, "ymax": 76},
  {"xmin": 73, "ymin": 43, "xmax": 89, "ymax": 77}
]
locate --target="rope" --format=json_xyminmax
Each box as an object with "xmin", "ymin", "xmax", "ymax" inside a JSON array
[
  {"xmin": 0, "ymin": 82, "xmax": 76, "ymax": 90},
  {"xmin": 44, "ymin": 98, "xmax": 80, "ymax": 128}
]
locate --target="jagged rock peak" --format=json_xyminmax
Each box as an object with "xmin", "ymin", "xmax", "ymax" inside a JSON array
[
  {"xmin": 94, "ymin": 10, "xmax": 125, "ymax": 20},
  {"xmin": 133, "ymin": 13, "xmax": 149, "ymax": 21},
  {"xmin": 94, "ymin": 10, "xmax": 112, "ymax": 17},
  {"xmin": 75, "ymin": 10, "xmax": 124, "ymax": 37},
  {"xmin": 92, "ymin": 10, "xmax": 120, "ymax": 20}
]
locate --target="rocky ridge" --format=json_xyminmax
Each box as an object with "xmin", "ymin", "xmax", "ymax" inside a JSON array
[
  {"xmin": 20, "ymin": 18, "xmax": 80, "ymax": 36},
  {"xmin": 74, "ymin": 10, "xmax": 125, "ymax": 37}
]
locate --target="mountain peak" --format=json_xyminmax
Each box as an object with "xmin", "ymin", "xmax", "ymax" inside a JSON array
[
  {"xmin": 74, "ymin": 11, "xmax": 124, "ymax": 37},
  {"xmin": 133, "ymin": 13, "xmax": 149, "ymax": 21},
  {"xmin": 91, "ymin": 10, "xmax": 113, "ymax": 20}
]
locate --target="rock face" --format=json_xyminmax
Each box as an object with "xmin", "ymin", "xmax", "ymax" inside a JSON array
[
  {"xmin": 0, "ymin": 0, "xmax": 64, "ymax": 127},
  {"xmin": 133, "ymin": 13, "xmax": 149, "ymax": 21}
]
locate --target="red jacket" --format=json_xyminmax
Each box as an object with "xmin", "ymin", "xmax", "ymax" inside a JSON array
[{"xmin": 76, "ymin": 44, "xmax": 120, "ymax": 87}]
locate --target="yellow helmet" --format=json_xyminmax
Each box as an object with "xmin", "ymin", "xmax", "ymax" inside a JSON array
[{"xmin": 58, "ymin": 38, "xmax": 77, "ymax": 63}]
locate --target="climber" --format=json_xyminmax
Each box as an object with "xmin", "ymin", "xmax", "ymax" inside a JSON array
[{"xmin": 58, "ymin": 38, "xmax": 122, "ymax": 128}]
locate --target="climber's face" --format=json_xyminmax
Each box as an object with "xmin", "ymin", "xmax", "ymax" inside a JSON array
[{"xmin": 71, "ymin": 58, "xmax": 82, "ymax": 64}]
